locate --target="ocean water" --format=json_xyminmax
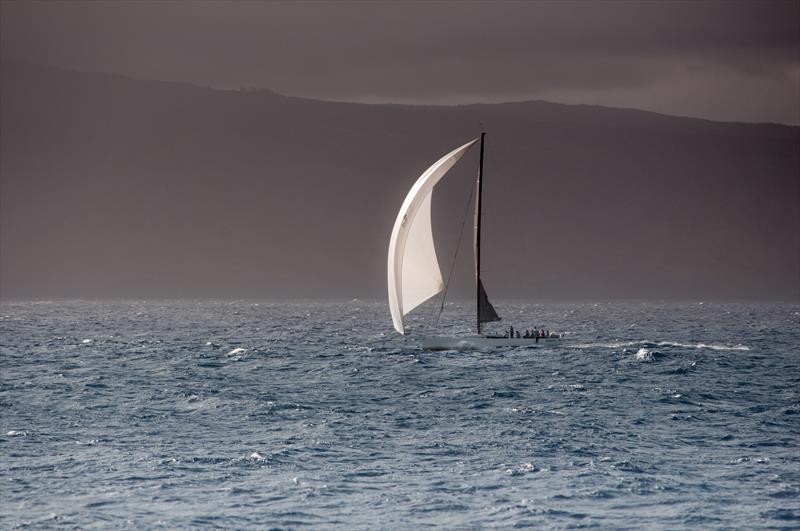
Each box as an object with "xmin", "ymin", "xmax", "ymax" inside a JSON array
[{"xmin": 1, "ymin": 300, "xmax": 798, "ymax": 529}]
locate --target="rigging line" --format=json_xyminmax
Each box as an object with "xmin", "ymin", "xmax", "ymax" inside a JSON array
[{"xmin": 434, "ymin": 179, "xmax": 476, "ymax": 327}]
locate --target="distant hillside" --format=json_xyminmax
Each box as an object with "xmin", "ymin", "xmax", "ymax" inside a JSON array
[{"xmin": 1, "ymin": 64, "xmax": 798, "ymax": 300}]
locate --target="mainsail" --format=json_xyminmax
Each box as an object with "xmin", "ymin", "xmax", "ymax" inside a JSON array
[{"xmin": 387, "ymin": 139, "xmax": 479, "ymax": 334}]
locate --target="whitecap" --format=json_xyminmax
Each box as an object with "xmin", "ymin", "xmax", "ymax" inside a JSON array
[
  {"xmin": 657, "ymin": 340, "xmax": 751, "ymax": 351},
  {"xmin": 692, "ymin": 342, "xmax": 750, "ymax": 351},
  {"xmin": 226, "ymin": 347, "xmax": 247, "ymax": 357},
  {"xmin": 506, "ymin": 462, "xmax": 537, "ymax": 476}
]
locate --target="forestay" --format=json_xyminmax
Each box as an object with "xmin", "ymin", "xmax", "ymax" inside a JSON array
[{"xmin": 387, "ymin": 138, "xmax": 479, "ymax": 334}]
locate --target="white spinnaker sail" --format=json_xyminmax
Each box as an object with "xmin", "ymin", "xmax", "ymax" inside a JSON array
[{"xmin": 388, "ymin": 138, "xmax": 479, "ymax": 334}]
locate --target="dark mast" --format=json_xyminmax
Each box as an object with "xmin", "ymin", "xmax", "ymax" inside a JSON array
[
  {"xmin": 474, "ymin": 131, "xmax": 500, "ymax": 335},
  {"xmin": 475, "ymin": 132, "xmax": 485, "ymax": 334}
]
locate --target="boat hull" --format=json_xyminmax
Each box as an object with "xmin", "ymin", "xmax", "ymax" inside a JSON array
[{"xmin": 420, "ymin": 335, "xmax": 562, "ymax": 351}]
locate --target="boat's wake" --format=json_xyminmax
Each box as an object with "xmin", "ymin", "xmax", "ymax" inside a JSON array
[{"xmin": 570, "ymin": 340, "xmax": 750, "ymax": 351}]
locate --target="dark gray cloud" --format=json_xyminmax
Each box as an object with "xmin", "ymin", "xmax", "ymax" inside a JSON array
[{"xmin": 1, "ymin": 0, "xmax": 798, "ymax": 122}]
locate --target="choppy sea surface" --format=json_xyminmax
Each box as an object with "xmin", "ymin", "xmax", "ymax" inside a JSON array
[{"xmin": 1, "ymin": 300, "xmax": 798, "ymax": 529}]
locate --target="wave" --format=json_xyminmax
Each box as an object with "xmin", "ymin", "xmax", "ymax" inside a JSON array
[{"xmin": 571, "ymin": 340, "xmax": 750, "ymax": 351}]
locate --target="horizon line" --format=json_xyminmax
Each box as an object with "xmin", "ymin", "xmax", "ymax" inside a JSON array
[{"xmin": 2, "ymin": 297, "xmax": 798, "ymax": 304}]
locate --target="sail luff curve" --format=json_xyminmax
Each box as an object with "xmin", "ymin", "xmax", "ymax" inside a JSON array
[{"xmin": 388, "ymin": 138, "xmax": 479, "ymax": 334}]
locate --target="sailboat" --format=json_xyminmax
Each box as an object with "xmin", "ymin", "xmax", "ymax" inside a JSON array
[{"xmin": 387, "ymin": 133, "xmax": 562, "ymax": 351}]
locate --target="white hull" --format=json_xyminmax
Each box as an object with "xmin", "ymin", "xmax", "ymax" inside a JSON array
[{"xmin": 420, "ymin": 335, "xmax": 562, "ymax": 351}]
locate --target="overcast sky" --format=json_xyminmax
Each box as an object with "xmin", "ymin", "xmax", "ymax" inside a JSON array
[{"xmin": 2, "ymin": 0, "xmax": 798, "ymax": 123}]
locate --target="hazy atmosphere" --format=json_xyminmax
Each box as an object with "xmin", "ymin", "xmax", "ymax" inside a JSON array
[{"xmin": 1, "ymin": 1, "xmax": 798, "ymax": 300}]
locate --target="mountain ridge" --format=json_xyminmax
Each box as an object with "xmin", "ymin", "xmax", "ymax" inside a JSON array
[
  {"xmin": 6, "ymin": 62, "xmax": 796, "ymax": 128},
  {"xmin": 2, "ymin": 63, "xmax": 797, "ymax": 300}
]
